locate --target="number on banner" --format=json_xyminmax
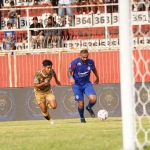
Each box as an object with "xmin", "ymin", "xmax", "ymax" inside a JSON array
[
  {"xmin": 28, "ymin": 0, "xmax": 34, "ymax": 6},
  {"xmin": 16, "ymin": 43, "xmax": 23, "ymax": 50},
  {"xmin": 132, "ymin": 11, "xmax": 148, "ymax": 25},
  {"xmin": 55, "ymin": 16, "xmax": 70, "ymax": 26},
  {"xmin": 16, "ymin": 0, "xmax": 22, "ymax": 6},
  {"xmin": 81, "ymin": 39, "xmax": 100, "ymax": 47},
  {"xmin": 93, "ymin": 14, "xmax": 111, "ymax": 26},
  {"xmin": 75, "ymin": 15, "xmax": 92, "ymax": 27},
  {"xmin": 112, "ymin": 13, "xmax": 119, "ymax": 26},
  {"xmin": 106, "ymin": 13, "xmax": 111, "ymax": 26},
  {"xmin": 4, "ymin": 0, "xmax": 13, "ymax": 6},
  {"xmin": 63, "ymin": 40, "xmax": 79, "ymax": 48},
  {"xmin": 1, "ymin": 18, "xmax": 8, "ymax": 29},
  {"xmin": 19, "ymin": 17, "xmax": 27, "ymax": 28}
]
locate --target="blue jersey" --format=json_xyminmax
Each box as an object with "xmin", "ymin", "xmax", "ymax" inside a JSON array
[
  {"xmin": 4, "ymin": 31, "xmax": 15, "ymax": 38},
  {"xmin": 69, "ymin": 58, "xmax": 95, "ymax": 86}
]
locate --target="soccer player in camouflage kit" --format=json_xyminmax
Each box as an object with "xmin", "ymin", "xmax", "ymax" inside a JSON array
[{"xmin": 34, "ymin": 60, "xmax": 61, "ymax": 124}]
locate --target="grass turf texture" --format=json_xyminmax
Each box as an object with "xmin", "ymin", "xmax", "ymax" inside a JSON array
[{"xmin": 0, "ymin": 117, "xmax": 150, "ymax": 150}]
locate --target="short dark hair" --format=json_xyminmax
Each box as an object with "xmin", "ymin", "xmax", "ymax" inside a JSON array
[
  {"xmin": 80, "ymin": 49, "xmax": 88, "ymax": 54},
  {"xmin": 7, "ymin": 22, "xmax": 12, "ymax": 26},
  {"xmin": 10, "ymin": 1, "xmax": 14, "ymax": 5},
  {"xmin": 32, "ymin": 17, "xmax": 38, "ymax": 20},
  {"xmin": 42, "ymin": 60, "xmax": 53, "ymax": 66},
  {"xmin": 48, "ymin": 16, "xmax": 54, "ymax": 21}
]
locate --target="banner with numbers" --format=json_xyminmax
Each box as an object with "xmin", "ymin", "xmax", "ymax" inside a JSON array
[
  {"xmin": 63, "ymin": 39, "xmax": 119, "ymax": 48},
  {"xmin": 132, "ymin": 11, "xmax": 149, "ymax": 25},
  {"xmin": 75, "ymin": 14, "xmax": 93, "ymax": 27},
  {"xmin": 3, "ymin": 0, "xmax": 44, "ymax": 6},
  {"xmin": 1, "ymin": 11, "xmax": 150, "ymax": 29}
]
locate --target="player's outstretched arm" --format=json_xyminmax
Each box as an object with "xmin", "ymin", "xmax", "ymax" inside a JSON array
[
  {"xmin": 53, "ymin": 71, "xmax": 61, "ymax": 85},
  {"xmin": 92, "ymin": 68, "xmax": 99, "ymax": 84},
  {"xmin": 67, "ymin": 68, "xmax": 75, "ymax": 85}
]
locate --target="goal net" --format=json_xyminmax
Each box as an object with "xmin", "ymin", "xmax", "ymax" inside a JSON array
[{"xmin": 120, "ymin": 0, "xmax": 150, "ymax": 149}]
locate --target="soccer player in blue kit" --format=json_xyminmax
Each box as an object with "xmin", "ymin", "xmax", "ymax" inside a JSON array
[{"xmin": 67, "ymin": 49, "xmax": 99, "ymax": 123}]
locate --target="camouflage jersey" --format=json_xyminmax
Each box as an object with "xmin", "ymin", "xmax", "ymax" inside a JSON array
[{"xmin": 34, "ymin": 69, "xmax": 55, "ymax": 92}]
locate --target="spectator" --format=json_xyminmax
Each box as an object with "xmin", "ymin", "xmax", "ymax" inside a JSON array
[
  {"xmin": 52, "ymin": 0, "xmax": 58, "ymax": 15},
  {"xmin": 106, "ymin": 0, "xmax": 113, "ymax": 13},
  {"xmin": 86, "ymin": 0, "xmax": 103, "ymax": 14},
  {"xmin": 137, "ymin": 0, "xmax": 145, "ymax": 11},
  {"xmin": 132, "ymin": 0, "xmax": 145, "ymax": 11},
  {"xmin": 58, "ymin": 0, "xmax": 73, "ymax": 26},
  {"xmin": 44, "ymin": 16, "xmax": 62, "ymax": 48},
  {"xmin": 41, "ymin": 0, "xmax": 51, "ymax": 6},
  {"xmin": 133, "ymin": 0, "xmax": 138, "ymax": 11},
  {"xmin": 33, "ymin": 0, "xmax": 40, "ymax": 5},
  {"xmin": 144, "ymin": 0, "xmax": 150, "ymax": 11},
  {"xmin": 3, "ymin": 22, "xmax": 16, "ymax": 50},
  {"xmin": 29, "ymin": 17, "xmax": 44, "ymax": 49},
  {"xmin": 77, "ymin": 0, "xmax": 83, "ymax": 14},
  {"xmin": 7, "ymin": 1, "xmax": 18, "ymax": 28},
  {"xmin": 113, "ymin": 0, "xmax": 118, "ymax": 12}
]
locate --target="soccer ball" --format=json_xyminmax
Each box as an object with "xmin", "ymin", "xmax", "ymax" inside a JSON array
[{"xmin": 97, "ymin": 109, "xmax": 108, "ymax": 120}]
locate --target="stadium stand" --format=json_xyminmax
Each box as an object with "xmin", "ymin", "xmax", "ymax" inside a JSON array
[{"xmin": 0, "ymin": 0, "xmax": 149, "ymax": 50}]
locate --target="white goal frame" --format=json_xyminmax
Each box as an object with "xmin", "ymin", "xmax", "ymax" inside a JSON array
[{"xmin": 119, "ymin": 0, "xmax": 135, "ymax": 150}]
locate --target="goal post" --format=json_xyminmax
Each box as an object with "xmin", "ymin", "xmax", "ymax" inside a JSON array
[{"xmin": 119, "ymin": 0, "xmax": 135, "ymax": 150}]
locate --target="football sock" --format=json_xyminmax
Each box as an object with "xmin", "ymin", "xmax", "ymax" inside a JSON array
[
  {"xmin": 42, "ymin": 112, "xmax": 51, "ymax": 121},
  {"xmin": 87, "ymin": 101, "xmax": 95, "ymax": 109},
  {"xmin": 78, "ymin": 107, "xmax": 84, "ymax": 119}
]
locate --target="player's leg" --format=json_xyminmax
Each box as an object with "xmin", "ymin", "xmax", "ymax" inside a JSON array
[
  {"xmin": 78, "ymin": 100, "xmax": 86, "ymax": 123},
  {"xmin": 84, "ymin": 82, "xmax": 96, "ymax": 118},
  {"xmin": 35, "ymin": 91, "xmax": 52, "ymax": 121},
  {"xmin": 72, "ymin": 84, "xmax": 86, "ymax": 123},
  {"xmin": 46, "ymin": 89, "xmax": 57, "ymax": 109},
  {"xmin": 39, "ymin": 101, "xmax": 51, "ymax": 120}
]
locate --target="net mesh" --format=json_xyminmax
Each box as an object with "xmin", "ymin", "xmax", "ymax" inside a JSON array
[{"xmin": 131, "ymin": 0, "xmax": 150, "ymax": 149}]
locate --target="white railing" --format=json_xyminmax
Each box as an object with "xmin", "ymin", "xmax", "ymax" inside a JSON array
[{"xmin": 0, "ymin": 2, "xmax": 149, "ymax": 52}]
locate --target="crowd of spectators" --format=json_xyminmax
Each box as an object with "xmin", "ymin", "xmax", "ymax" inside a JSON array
[{"xmin": 0, "ymin": 0, "xmax": 149, "ymax": 50}]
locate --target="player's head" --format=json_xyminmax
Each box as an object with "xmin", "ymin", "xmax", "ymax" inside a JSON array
[
  {"xmin": 42, "ymin": 60, "xmax": 53, "ymax": 74},
  {"xmin": 80, "ymin": 49, "xmax": 89, "ymax": 63}
]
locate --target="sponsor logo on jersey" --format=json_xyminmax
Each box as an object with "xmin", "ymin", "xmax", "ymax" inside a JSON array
[
  {"xmin": 77, "ymin": 62, "xmax": 81, "ymax": 66},
  {"xmin": 87, "ymin": 66, "xmax": 90, "ymax": 70},
  {"xmin": 75, "ymin": 95, "xmax": 79, "ymax": 99},
  {"xmin": 78, "ymin": 71, "xmax": 89, "ymax": 77}
]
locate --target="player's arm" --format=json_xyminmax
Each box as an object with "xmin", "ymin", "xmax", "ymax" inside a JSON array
[
  {"xmin": 52, "ymin": 70, "xmax": 61, "ymax": 85},
  {"xmin": 67, "ymin": 68, "xmax": 75, "ymax": 85},
  {"xmin": 92, "ymin": 68, "xmax": 99, "ymax": 84},
  {"xmin": 34, "ymin": 76, "xmax": 49, "ymax": 88},
  {"xmin": 34, "ymin": 72, "xmax": 49, "ymax": 88}
]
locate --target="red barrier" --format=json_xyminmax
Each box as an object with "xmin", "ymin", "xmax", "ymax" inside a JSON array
[
  {"xmin": 0, "ymin": 55, "xmax": 10, "ymax": 87},
  {"xmin": 0, "ymin": 50, "xmax": 150, "ymax": 88}
]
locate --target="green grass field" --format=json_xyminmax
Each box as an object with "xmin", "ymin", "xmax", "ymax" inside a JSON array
[{"xmin": 0, "ymin": 117, "xmax": 150, "ymax": 150}]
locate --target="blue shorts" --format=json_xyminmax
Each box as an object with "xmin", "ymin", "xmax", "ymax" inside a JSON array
[
  {"xmin": 58, "ymin": 4, "xmax": 73, "ymax": 17},
  {"xmin": 72, "ymin": 82, "xmax": 96, "ymax": 101}
]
